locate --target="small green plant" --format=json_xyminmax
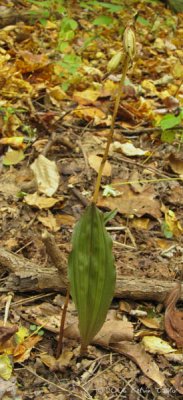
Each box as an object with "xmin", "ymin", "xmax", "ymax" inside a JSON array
[
  {"xmin": 159, "ymin": 108, "xmax": 183, "ymax": 146},
  {"xmin": 0, "ymin": 106, "xmax": 26, "ymax": 122},
  {"xmin": 159, "ymin": 108, "xmax": 183, "ymax": 131},
  {"xmin": 57, "ymin": 25, "xmax": 136, "ymax": 356},
  {"xmin": 28, "ymin": 0, "xmax": 66, "ymax": 25},
  {"xmin": 29, "ymin": 324, "xmax": 45, "ymax": 336}
]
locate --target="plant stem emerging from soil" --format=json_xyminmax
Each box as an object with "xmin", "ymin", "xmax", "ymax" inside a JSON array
[
  {"xmin": 56, "ymin": 286, "xmax": 70, "ymax": 359},
  {"xmin": 92, "ymin": 55, "xmax": 129, "ymax": 204}
]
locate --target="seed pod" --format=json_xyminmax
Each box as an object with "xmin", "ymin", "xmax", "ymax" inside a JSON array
[
  {"xmin": 107, "ymin": 51, "xmax": 123, "ymax": 73},
  {"xmin": 123, "ymin": 26, "xmax": 136, "ymax": 61},
  {"xmin": 68, "ymin": 203, "xmax": 116, "ymax": 349}
]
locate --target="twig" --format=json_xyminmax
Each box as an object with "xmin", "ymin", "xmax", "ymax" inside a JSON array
[
  {"xmin": 4, "ymin": 292, "xmax": 55, "ymax": 309},
  {"xmin": 18, "ymin": 364, "xmax": 88, "ymax": 400},
  {"xmin": 42, "ymin": 230, "xmax": 67, "ymax": 286},
  {"xmin": 114, "ymin": 154, "xmax": 175, "ymax": 179},
  {"xmin": 77, "ymin": 139, "xmax": 91, "ymax": 181},
  {"xmin": 15, "ymin": 240, "xmax": 33, "ymax": 254},
  {"xmin": 41, "ymin": 132, "xmax": 57, "ymax": 156},
  {"xmin": 3, "ymin": 293, "xmax": 13, "ymax": 326},
  {"xmin": 56, "ymin": 287, "xmax": 70, "ymax": 358},
  {"xmin": 62, "ymin": 122, "xmax": 183, "ymax": 135},
  {"xmin": 70, "ymin": 186, "xmax": 89, "ymax": 207},
  {"xmin": 116, "ymin": 376, "xmax": 146, "ymax": 400}
]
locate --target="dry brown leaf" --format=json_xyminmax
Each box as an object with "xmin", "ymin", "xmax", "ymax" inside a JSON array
[
  {"xmin": 55, "ymin": 214, "xmax": 75, "ymax": 226},
  {"xmin": 168, "ymin": 154, "xmax": 183, "ymax": 177},
  {"xmin": 171, "ymin": 372, "xmax": 183, "ymax": 394},
  {"xmin": 155, "ymin": 238, "xmax": 176, "ymax": 250},
  {"xmin": 165, "ymin": 353, "xmax": 183, "ymax": 363},
  {"xmin": 21, "ymin": 302, "xmax": 64, "ymax": 333},
  {"xmin": 73, "ymin": 88, "xmax": 100, "ymax": 105},
  {"xmin": 3, "ymin": 149, "xmax": 25, "ymax": 166},
  {"xmin": 111, "ymin": 342, "xmax": 165, "ymax": 387},
  {"xmin": 142, "ymin": 79, "xmax": 158, "ymax": 95},
  {"xmin": 0, "ymin": 170, "xmax": 20, "ymax": 199},
  {"xmin": 47, "ymin": 86, "xmax": 69, "ymax": 107},
  {"xmin": 88, "ymin": 154, "xmax": 111, "ymax": 176},
  {"xmin": 40, "ymin": 350, "xmax": 73, "ymax": 371},
  {"xmin": 129, "ymin": 170, "xmax": 145, "ymax": 193},
  {"xmin": 38, "ymin": 212, "xmax": 60, "ymax": 232},
  {"xmin": 64, "ymin": 319, "xmax": 134, "ymax": 346},
  {"xmin": 0, "ymin": 325, "xmax": 18, "ymax": 345},
  {"xmin": 4, "ymin": 238, "xmax": 18, "ymax": 251},
  {"xmin": 16, "ymin": 50, "xmax": 49, "ymax": 73},
  {"xmin": 119, "ymin": 301, "xmax": 132, "ymax": 313},
  {"xmin": 30, "ymin": 155, "xmax": 60, "ymax": 196},
  {"xmin": 168, "ymin": 184, "xmax": 183, "ymax": 205},
  {"xmin": 0, "ymin": 377, "xmax": 17, "ymax": 398},
  {"xmin": 142, "ymin": 336, "xmax": 174, "ymax": 354},
  {"xmin": 131, "ymin": 218, "xmax": 150, "ymax": 230},
  {"xmin": 139, "ymin": 317, "xmax": 161, "ymax": 330},
  {"xmin": 111, "ymin": 141, "xmax": 148, "ymax": 157},
  {"xmin": 164, "ymin": 283, "xmax": 183, "ymax": 347},
  {"xmin": 14, "ymin": 335, "xmax": 42, "ymax": 362},
  {"xmin": 24, "ymin": 193, "xmax": 62, "ymax": 209},
  {"xmin": 94, "ymin": 320, "xmax": 134, "ymax": 345},
  {"xmin": 72, "ymin": 106, "xmax": 106, "ymax": 122},
  {"xmin": 98, "ymin": 181, "xmax": 161, "ymax": 218}
]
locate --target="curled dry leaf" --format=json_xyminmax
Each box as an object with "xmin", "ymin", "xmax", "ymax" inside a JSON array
[
  {"xmin": 30, "ymin": 155, "xmax": 60, "ymax": 196},
  {"xmin": 164, "ymin": 282, "xmax": 183, "ymax": 347},
  {"xmin": 138, "ymin": 317, "xmax": 161, "ymax": 330},
  {"xmin": 111, "ymin": 141, "xmax": 148, "ymax": 157}
]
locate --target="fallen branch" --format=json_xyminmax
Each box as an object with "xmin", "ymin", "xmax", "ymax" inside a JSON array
[{"xmin": 0, "ymin": 247, "xmax": 182, "ymax": 302}]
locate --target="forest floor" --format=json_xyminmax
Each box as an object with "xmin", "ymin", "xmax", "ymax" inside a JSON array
[{"xmin": 0, "ymin": 0, "xmax": 183, "ymax": 399}]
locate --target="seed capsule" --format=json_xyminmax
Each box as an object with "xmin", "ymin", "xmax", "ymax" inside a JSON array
[
  {"xmin": 107, "ymin": 51, "xmax": 123, "ymax": 73},
  {"xmin": 123, "ymin": 26, "xmax": 136, "ymax": 61}
]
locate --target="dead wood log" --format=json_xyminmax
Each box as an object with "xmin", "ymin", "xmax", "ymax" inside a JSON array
[
  {"xmin": 0, "ymin": 246, "xmax": 182, "ymax": 302},
  {"xmin": 0, "ymin": 9, "xmax": 63, "ymax": 29}
]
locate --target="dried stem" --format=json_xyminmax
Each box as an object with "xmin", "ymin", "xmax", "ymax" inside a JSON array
[
  {"xmin": 56, "ymin": 287, "xmax": 70, "ymax": 358},
  {"xmin": 92, "ymin": 55, "xmax": 129, "ymax": 204}
]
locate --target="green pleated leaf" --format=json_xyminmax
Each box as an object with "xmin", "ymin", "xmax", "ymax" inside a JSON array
[{"xmin": 68, "ymin": 203, "xmax": 116, "ymax": 349}]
